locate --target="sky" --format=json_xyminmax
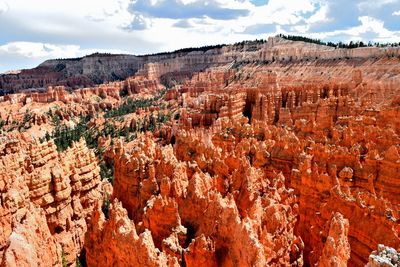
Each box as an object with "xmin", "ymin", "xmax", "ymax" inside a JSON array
[{"xmin": 0, "ymin": 0, "xmax": 399, "ymax": 73}]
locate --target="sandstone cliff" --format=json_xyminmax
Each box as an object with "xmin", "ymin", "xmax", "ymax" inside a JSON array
[
  {"xmin": 86, "ymin": 133, "xmax": 304, "ymax": 266},
  {"xmin": 0, "ymin": 137, "xmax": 101, "ymax": 266},
  {"xmin": 2, "ymin": 37, "xmax": 399, "ymax": 93},
  {"xmin": 366, "ymin": 244, "xmax": 400, "ymax": 267},
  {"xmin": 0, "ymin": 37, "xmax": 399, "ymax": 267}
]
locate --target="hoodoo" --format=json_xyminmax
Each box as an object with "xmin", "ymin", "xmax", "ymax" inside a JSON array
[{"xmin": 0, "ymin": 36, "xmax": 399, "ymax": 266}]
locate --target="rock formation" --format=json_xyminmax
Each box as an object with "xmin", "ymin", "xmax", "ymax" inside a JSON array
[
  {"xmin": 366, "ymin": 244, "xmax": 400, "ymax": 267},
  {"xmin": 2, "ymin": 36, "xmax": 399, "ymax": 93},
  {"xmin": 87, "ymin": 133, "xmax": 304, "ymax": 266},
  {"xmin": 0, "ymin": 37, "xmax": 399, "ymax": 266},
  {"xmin": 317, "ymin": 212, "xmax": 351, "ymax": 267},
  {"xmin": 0, "ymin": 137, "xmax": 101, "ymax": 266}
]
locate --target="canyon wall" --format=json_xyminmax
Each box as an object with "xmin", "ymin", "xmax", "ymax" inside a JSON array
[
  {"xmin": 0, "ymin": 137, "xmax": 101, "ymax": 266},
  {"xmin": 2, "ymin": 37, "xmax": 399, "ymax": 93},
  {"xmin": 108, "ymin": 55, "xmax": 399, "ymax": 266},
  {"xmin": 0, "ymin": 54, "xmax": 142, "ymax": 92},
  {"xmin": 261, "ymin": 37, "xmax": 400, "ymax": 62},
  {"xmin": 0, "ymin": 37, "xmax": 399, "ymax": 266},
  {"xmin": 86, "ymin": 132, "xmax": 304, "ymax": 266}
]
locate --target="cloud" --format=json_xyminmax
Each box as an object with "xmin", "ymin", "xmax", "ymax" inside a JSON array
[
  {"xmin": 0, "ymin": 42, "xmax": 88, "ymax": 61},
  {"xmin": 128, "ymin": 0, "xmax": 250, "ymax": 20},
  {"xmin": 0, "ymin": 0, "xmax": 161, "ymax": 51},
  {"xmin": 0, "ymin": 1, "xmax": 8, "ymax": 14},
  {"xmin": 0, "ymin": 42, "xmax": 83, "ymax": 72},
  {"xmin": 242, "ymin": 23, "xmax": 276, "ymax": 34},
  {"xmin": 245, "ymin": 0, "xmax": 319, "ymax": 27},
  {"xmin": 0, "ymin": 41, "xmax": 128, "ymax": 60},
  {"xmin": 0, "ymin": 41, "xmax": 129, "ymax": 72},
  {"xmin": 358, "ymin": 0, "xmax": 399, "ymax": 11},
  {"xmin": 173, "ymin": 19, "xmax": 193, "ymax": 28},
  {"xmin": 306, "ymin": 15, "xmax": 400, "ymax": 43},
  {"xmin": 357, "ymin": 0, "xmax": 400, "ymax": 31},
  {"xmin": 308, "ymin": 0, "xmax": 360, "ymax": 32},
  {"xmin": 123, "ymin": 13, "xmax": 150, "ymax": 30},
  {"xmin": 308, "ymin": 0, "xmax": 400, "ymax": 33},
  {"xmin": 393, "ymin": 10, "xmax": 400, "ymax": 15}
]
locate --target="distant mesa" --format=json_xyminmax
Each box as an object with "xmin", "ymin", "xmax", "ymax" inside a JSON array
[{"xmin": 1, "ymin": 35, "xmax": 399, "ymax": 93}]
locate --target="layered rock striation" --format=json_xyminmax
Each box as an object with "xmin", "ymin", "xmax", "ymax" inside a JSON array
[
  {"xmin": 0, "ymin": 137, "xmax": 101, "ymax": 266},
  {"xmin": 86, "ymin": 132, "xmax": 304, "ymax": 266},
  {"xmin": 2, "ymin": 37, "xmax": 399, "ymax": 92},
  {"xmin": 0, "ymin": 37, "xmax": 399, "ymax": 267}
]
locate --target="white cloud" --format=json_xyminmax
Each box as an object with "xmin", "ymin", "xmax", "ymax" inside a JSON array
[
  {"xmin": 0, "ymin": 41, "xmax": 129, "ymax": 59},
  {"xmin": 0, "ymin": 1, "xmax": 8, "ymax": 14},
  {"xmin": 246, "ymin": 0, "xmax": 317, "ymax": 26},
  {"xmin": 355, "ymin": 16, "xmax": 392, "ymax": 36},
  {"xmin": 337, "ymin": 16, "xmax": 395, "ymax": 41},
  {"xmin": 358, "ymin": 0, "xmax": 398, "ymax": 11},
  {"xmin": 307, "ymin": 15, "xmax": 400, "ymax": 43},
  {"xmin": 307, "ymin": 3, "xmax": 330, "ymax": 24},
  {"xmin": 0, "ymin": 42, "xmax": 81, "ymax": 58},
  {"xmin": 0, "ymin": 41, "xmax": 131, "ymax": 72},
  {"xmin": 393, "ymin": 10, "xmax": 400, "ymax": 16}
]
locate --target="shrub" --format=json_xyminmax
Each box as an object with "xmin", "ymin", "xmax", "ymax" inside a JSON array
[
  {"xmin": 100, "ymin": 162, "xmax": 114, "ymax": 184},
  {"xmin": 61, "ymin": 247, "xmax": 68, "ymax": 267},
  {"xmin": 102, "ymin": 196, "xmax": 111, "ymax": 220}
]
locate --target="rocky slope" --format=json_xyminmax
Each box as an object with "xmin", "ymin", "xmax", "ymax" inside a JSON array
[
  {"xmin": 2, "ymin": 37, "xmax": 399, "ymax": 93},
  {"xmin": 0, "ymin": 54, "xmax": 141, "ymax": 92},
  {"xmin": 160, "ymin": 55, "xmax": 400, "ymax": 266},
  {"xmin": 366, "ymin": 244, "xmax": 400, "ymax": 266},
  {"xmin": 0, "ymin": 137, "xmax": 102, "ymax": 266},
  {"xmin": 89, "ymin": 131, "xmax": 304, "ymax": 266},
  {"xmin": 0, "ymin": 37, "xmax": 399, "ymax": 266}
]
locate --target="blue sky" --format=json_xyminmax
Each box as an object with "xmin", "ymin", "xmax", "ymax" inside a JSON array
[{"xmin": 0, "ymin": 0, "xmax": 399, "ymax": 73}]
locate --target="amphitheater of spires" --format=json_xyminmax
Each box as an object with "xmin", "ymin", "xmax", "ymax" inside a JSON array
[{"xmin": 0, "ymin": 35, "xmax": 399, "ymax": 267}]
